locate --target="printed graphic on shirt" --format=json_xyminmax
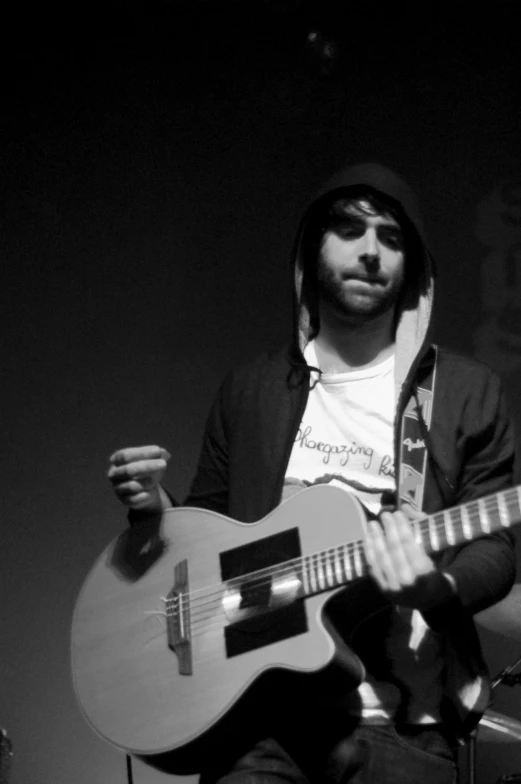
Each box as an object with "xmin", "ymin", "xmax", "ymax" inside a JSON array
[{"xmin": 295, "ymin": 424, "xmax": 391, "ymax": 471}]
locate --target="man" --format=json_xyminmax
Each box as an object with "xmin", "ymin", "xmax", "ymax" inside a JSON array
[{"xmin": 108, "ymin": 163, "xmax": 517, "ymax": 783}]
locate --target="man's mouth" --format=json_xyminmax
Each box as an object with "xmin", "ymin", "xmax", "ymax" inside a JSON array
[{"xmin": 343, "ymin": 274, "xmax": 383, "ymax": 284}]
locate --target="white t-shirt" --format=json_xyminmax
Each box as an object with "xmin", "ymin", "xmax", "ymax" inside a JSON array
[
  {"xmin": 285, "ymin": 342, "xmax": 396, "ymax": 516},
  {"xmin": 283, "ymin": 341, "xmax": 444, "ymax": 723}
]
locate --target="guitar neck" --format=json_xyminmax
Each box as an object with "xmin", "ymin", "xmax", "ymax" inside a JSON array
[
  {"xmin": 296, "ymin": 486, "xmax": 520, "ymax": 600},
  {"xmin": 415, "ymin": 485, "xmax": 520, "ymax": 554}
]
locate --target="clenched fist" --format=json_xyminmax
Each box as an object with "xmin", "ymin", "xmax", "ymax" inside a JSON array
[{"xmin": 107, "ymin": 445, "xmax": 171, "ymax": 515}]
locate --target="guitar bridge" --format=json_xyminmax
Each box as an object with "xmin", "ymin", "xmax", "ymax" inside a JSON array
[{"xmin": 166, "ymin": 559, "xmax": 192, "ymax": 675}]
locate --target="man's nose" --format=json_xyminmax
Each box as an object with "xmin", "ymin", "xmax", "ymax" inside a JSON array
[{"xmin": 360, "ymin": 229, "xmax": 380, "ymax": 262}]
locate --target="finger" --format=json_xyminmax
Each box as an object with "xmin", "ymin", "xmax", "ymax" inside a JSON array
[
  {"xmin": 401, "ymin": 503, "xmax": 427, "ymax": 523},
  {"xmin": 382, "ymin": 512, "xmax": 433, "ymax": 579},
  {"xmin": 107, "ymin": 457, "xmax": 168, "ymax": 483},
  {"xmin": 113, "ymin": 481, "xmax": 156, "ymax": 509},
  {"xmin": 397, "ymin": 507, "xmax": 434, "ymax": 573},
  {"xmin": 381, "ymin": 511, "xmax": 416, "ymax": 550},
  {"xmin": 377, "ymin": 512, "xmax": 419, "ymax": 588},
  {"xmin": 113, "ymin": 479, "xmax": 149, "ymax": 498},
  {"xmin": 390, "ymin": 511, "xmax": 432, "ymax": 569},
  {"xmin": 364, "ymin": 519, "xmax": 397, "ymax": 592},
  {"xmin": 123, "ymin": 491, "xmax": 153, "ymax": 509},
  {"xmin": 109, "ymin": 445, "xmax": 171, "ymax": 467}
]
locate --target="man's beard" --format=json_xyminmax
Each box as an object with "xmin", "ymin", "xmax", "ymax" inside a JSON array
[{"xmin": 316, "ymin": 263, "xmax": 404, "ymax": 323}]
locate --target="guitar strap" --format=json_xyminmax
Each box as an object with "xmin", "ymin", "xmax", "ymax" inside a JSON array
[
  {"xmin": 398, "ymin": 344, "xmax": 438, "ymax": 511},
  {"xmin": 398, "ymin": 346, "xmax": 490, "ymax": 737}
]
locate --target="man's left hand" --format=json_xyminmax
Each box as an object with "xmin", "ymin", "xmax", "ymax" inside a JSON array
[{"xmin": 364, "ymin": 505, "xmax": 455, "ymax": 611}]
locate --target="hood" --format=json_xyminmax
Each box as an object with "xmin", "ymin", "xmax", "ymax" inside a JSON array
[{"xmin": 292, "ymin": 161, "xmax": 435, "ymax": 403}]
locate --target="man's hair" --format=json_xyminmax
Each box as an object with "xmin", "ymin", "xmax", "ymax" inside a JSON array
[{"xmin": 326, "ymin": 191, "xmax": 402, "ymax": 223}]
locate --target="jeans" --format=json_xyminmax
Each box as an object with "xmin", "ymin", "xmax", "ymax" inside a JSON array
[{"xmin": 199, "ymin": 724, "xmax": 457, "ymax": 784}]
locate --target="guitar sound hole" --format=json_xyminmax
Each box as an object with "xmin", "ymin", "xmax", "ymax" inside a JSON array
[
  {"xmin": 240, "ymin": 576, "xmax": 272, "ymax": 609},
  {"xmin": 219, "ymin": 528, "xmax": 308, "ymax": 658}
]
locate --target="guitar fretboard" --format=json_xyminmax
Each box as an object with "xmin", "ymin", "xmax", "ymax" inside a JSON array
[
  {"xmin": 300, "ymin": 542, "xmax": 368, "ymax": 596},
  {"xmin": 297, "ymin": 486, "xmax": 520, "ymax": 599},
  {"xmin": 416, "ymin": 486, "xmax": 520, "ymax": 553}
]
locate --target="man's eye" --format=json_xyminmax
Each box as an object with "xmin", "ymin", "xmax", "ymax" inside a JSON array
[
  {"xmin": 379, "ymin": 230, "xmax": 403, "ymax": 249},
  {"xmin": 333, "ymin": 225, "xmax": 363, "ymax": 240}
]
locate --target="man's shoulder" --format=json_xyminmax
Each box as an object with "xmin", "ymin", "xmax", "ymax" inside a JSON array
[
  {"xmin": 212, "ymin": 345, "xmax": 307, "ymax": 425},
  {"xmin": 224, "ymin": 345, "xmax": 297, "ymax": 382},
  {"xmin": 435, "ymin": 344, "xmax": 501, "ymax": 384},
  {"xmin": 215, "ymin": 345, "xmax": 301, "ymax": 402}
]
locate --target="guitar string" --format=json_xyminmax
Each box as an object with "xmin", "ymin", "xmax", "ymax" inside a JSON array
[
  {"xmin": 166, "ymin": 539, "xmax": 367, "ymax": 605},
  {"xmin": 160, "ymin": 491, "xmax": 521, "ymax": 633},
  {"xmin": 168, "ymin": 541, "xmax": 519, "ymax": 644},
  {"xmin": 179, "ymin": 491, "xmax": 518, "ymax": 610},
  {"xmin": 180, "ymin": 491, "xmax": 516, "ymax": 613},
  {"xmin": 185, "ymin": 563, "xmax": 367, "ymax": 633},
  {"xmin": 166, "ymin": 546, "xmax": 367, "ymax": 631},
  {"xmin": 184, "ymin": 499, "xmax": 518, "ymax": 641},
  {"xmin": 171, "ymin": 495, "xmax": 520, "ymax": 635},
  {"xmin": 173, "ymin": 492, "xmax": 520, "ymax": 626}
]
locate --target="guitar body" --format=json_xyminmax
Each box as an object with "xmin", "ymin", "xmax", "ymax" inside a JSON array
[{"xmin": 71, "ymin": 486, "xmax": 369, "ymax": 766}]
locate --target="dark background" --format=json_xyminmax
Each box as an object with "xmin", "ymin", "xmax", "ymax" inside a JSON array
[{"xmin": 2, "ymin": 1, "xmax": 521, "ymax": 782}]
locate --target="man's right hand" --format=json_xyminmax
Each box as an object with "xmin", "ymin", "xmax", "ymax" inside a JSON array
[{"xmin": 107, "ymin": 445, "xmax": 171, "ymax": 514}]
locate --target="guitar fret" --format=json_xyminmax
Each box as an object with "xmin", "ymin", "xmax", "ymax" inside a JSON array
[
  {"xmin": 309, "ymin": 555, "xmax": 317, "ymax": 594},
  {"xmin": 354, "ymin": 545, "xmax": 363, "ymax": 577},
  {"xmin": 325, "ymin": 551, "xmax": 334, "ymax": 587},
  {"xmin": 479, "ymin": 497, "xmax": 504, "ymax": 536},
  {"xmin": 498, "ymin": 492, "xmax": 509, "ymax": 527},
  {"xmin": 317, "ymin": 555, "xmax": 325, "ymax": 590},
  {"xmin": 323, "ymin": 550, "xmax": 333, "ymax": 588},
  {"xmin": 505, "ymin": 493, "xmax": 520, "ymax": 529},
  {"xmin": 321, "ymin": 551, "xmax": 331, "ymax": 588},
  {"xmin": 334, "ymin": 547, "xmax": 343, "ymax": 584},
  {"xmin": 343, "ymin": 545, "xmax": 352, "ymax": 581},
  {"xmin": 450, "ymin": 509, "xmax": 464, "ymax": 543},
  {"xmin": 325, "ymin": 554, "xmax": 332, "ymax": 586},
  {"xmin": 460, "ymin": 505, "xmax": 472, "ymax": 540},
  {"xmin": 509, "ymin": 487, "xmax": 521, "ymax": 526},
  {"xmin": 314, "ymin": 554, "xmax": 322, "ymax": 591},
  {"xmin": 444, "ymin": 510, "xmax": 456, "ymax": 546},
  {"xmin": 428, "ymin": 515, "xmax": 440, "ymax": 551},
  {"xmin": 478, "ymin": 498, "xmax": 491, "ymax": 534},
  {"xmin": 301, "ymin": 557, "xmax": 310, "ymax": 595}
]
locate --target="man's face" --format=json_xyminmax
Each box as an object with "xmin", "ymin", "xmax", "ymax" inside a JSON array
[{"xmin": 316, "ymin": 202, "xmax": 406, "ymax": 324}]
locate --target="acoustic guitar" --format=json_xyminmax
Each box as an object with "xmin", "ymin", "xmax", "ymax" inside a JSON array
[{"xmin": 71, "ymin": 483, "xmax": 519, "ymax": 770}]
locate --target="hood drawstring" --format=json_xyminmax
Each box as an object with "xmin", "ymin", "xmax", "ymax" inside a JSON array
[{"xmin": 287, "ymin": 347, "xmax": 323, "ymax": 390}]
